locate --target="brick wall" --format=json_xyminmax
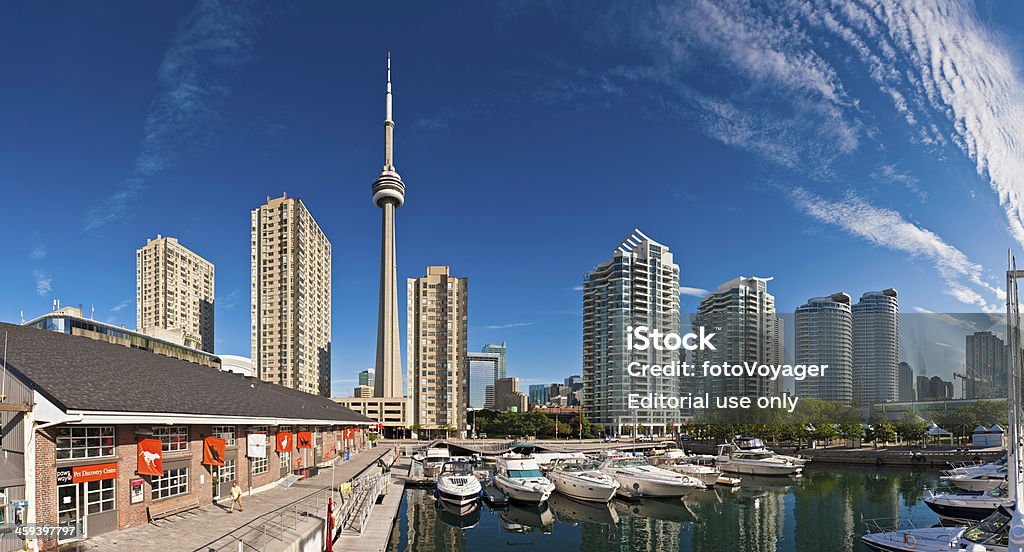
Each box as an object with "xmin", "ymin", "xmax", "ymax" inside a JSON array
[{"xmin": 34, "ymin": 428, "xmax": 57, "ymax": 551}]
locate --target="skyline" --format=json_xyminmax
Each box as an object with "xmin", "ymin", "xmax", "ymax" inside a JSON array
[{"xmin": 4, "ymin": 2, "xmax": 1024, "ymax": 395}]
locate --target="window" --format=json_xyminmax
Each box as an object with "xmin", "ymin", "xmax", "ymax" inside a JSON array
[
  {"xmin": 280, "ymin": 451, "xmax": 290, "ymax": 470},
  {"xmin": 56, "ymin": 426, "xmax": 115, "ymax": 460},
  {"xmin": 153, "ymin": 426, "xmax": 188, "ymax": 452},
  {"xmin": 251, "ymin": 456, "xmax": 268, "ymax": 475},
  {"xmin": 216, "ymin": 460, "xmax": 236, "ymax": 486},
  {"xmin": 152, "ymin": 468, "xmax": 189, "ymax": 500},
  {"xmin": 211, "ymin": 426, "xmax": 236, "ymax": 446},
  {"xmin": 86, "ymin": 479, "xmax": 115, "ymax": 514}
]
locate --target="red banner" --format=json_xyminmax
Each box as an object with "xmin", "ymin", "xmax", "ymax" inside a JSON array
[
  {"xmin": 276, "ymin": 432, "xmax": 292, "ymax": 452},
  {"xmin": 297, "ymin": 431, "xmax": 312, "ymax": 449},
  {"xmin": 59, "ymin": 462, "xmax": 118, "ymax": 484},
  {"xmin": 137, "ymin": 439, "xmax": 163, "ymax": 476},
  {"xmin": 203, "ymin": 436, "xmax": 226, "ymax": 466}
]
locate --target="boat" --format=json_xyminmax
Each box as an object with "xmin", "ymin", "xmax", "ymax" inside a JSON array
[
  {"xmin": 715, "ymin": 443, "xmax": 803, "ymax": 476},
  {"xmin": 733, "ymin": 436, "xmax": 808, "ymax": 466},
  {"xmin": 945, "ymin": 455, "xmax": 1007, "ymax": 476},
  {"xmin": 942, "ymin": 467, "xmax": 1006, "ymax": 492},
  {"xmin": 547, "ymin": 492, "xmax": 619, "ymax": 525},
  {"xmin": 861, "ymin": 503, "xmax": 1014, "ymax": 551},
  {"xmin": 923, "ymin": 483, "xmax": 1008, "ymax": 522},
  {"xmin": 434, "ymin": 461, "xmax": 482, "ymax": 508},
  {"xmin": 647, "ymin": 449, "xmax": 727, "ymax": 487},
  {"xmin": 493, "ymin": 456, "xmax": 556, "ymax": 503},
  {"xmin": 599, "ymin": 455, "xmax": 705, "ymax": 497},
  {"xmin": 545, "ymin": 458, "xmax": 620, "ymax": 502},
  {"xmin": 421, "ymin": 447, "xmax": 451, "ymax": 478}
]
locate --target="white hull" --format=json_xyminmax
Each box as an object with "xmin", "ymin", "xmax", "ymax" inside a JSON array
[
  {"xmin": 610, "ymin": 473, "xmax": 699, "ymax": 498},
  {"xmin": 436, "ymin": 478, "xmax": 482, "ymax": 507},
  {"xmin": 494, "ymin": 475, "xmax": 555, "ymax": 503},
  {"xmin": 548, "ymin": 472, "xmax": 618, "ymax": 502},
  {"xmin": 716, "ymin": 458, "xmax": 802, "ymax": 476},
  {"xmin": 946, "ymin": 477, "xmax": 1005, "ymax": 492},
  {"xmin": 659, "ymin": 464, "xmax": 723, "ymax": 487}
]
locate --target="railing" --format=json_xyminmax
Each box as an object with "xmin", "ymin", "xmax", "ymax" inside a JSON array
[
  {"xmin": 198, "ymin": 487, "xmax": 332, "ymax": 552},
  {"xmin": 336, "ymin": 469, "xmax": 390, "ymax": 535}
]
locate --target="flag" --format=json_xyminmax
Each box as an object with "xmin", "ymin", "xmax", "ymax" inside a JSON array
[
  {"xmin": 137, "ymin": 438, "xmax": 163, "ymax": 476},
  {"xmin": 297, "ymin": 431, "xmax": 312, "ymax": 449},
  {"xmin": 276, "ymin": 432, "xmax": 292, "ymax": 452},
  {"xmin": 203, "ymin": 436, "xmax": 226, "ymax": 466}
]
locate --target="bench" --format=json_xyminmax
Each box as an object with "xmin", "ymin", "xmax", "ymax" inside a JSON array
[{"xmin": 148, "ymin": 498, "xmax": 201, "ymax": 522}]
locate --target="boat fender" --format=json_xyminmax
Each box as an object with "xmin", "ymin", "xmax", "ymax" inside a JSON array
[{"xmin": 876, "ymin": 457, "xmax": 884, "ymax": 467}]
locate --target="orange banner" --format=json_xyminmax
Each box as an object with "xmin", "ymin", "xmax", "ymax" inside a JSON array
[
  {"xmin": 276, "ymin": 432, "xmax": 292, "ymax": 452},
  {"xmin": 137, "ymin": 438, "xmax": 163, "ymax": 476},
  {"xmin": 297, "ymin": 431, "xmax": 312, "ymax": 449},
  {"xmin": 203, "ymin": 436, "xmax": 226, "ymax": 466}
]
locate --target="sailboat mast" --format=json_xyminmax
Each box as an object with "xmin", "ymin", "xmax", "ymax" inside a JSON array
[{"xmin": 1007, "ymin": 251, "xmax": 1024, "ymax": 550}]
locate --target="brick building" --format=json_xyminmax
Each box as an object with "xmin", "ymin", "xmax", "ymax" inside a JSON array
[{"xmin": 0, "ymin": 322, "xmax": 370, "ymax": 551}]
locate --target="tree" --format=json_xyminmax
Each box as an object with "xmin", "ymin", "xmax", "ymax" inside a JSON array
[
  {"xmin": 410, "ymin": 423, "xmax": 422, "ymax": 440},
  {"xmin": 594, "ymin": 423, "xmax": 606, "ymax": 437},
  {"xmin": 872, "ymin": 423, "xmax": 896, "ymax": 448}
]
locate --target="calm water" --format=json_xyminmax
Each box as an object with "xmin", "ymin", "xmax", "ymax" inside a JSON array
[{"xmin": 386, "ymin": 465, "xmax": 948, "ymax": 552}]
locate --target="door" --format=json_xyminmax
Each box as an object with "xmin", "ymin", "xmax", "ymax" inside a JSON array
[
  {"xmin": 57, "ymin": 483, "xmax": 83, "ymax": 542},
  {"xmin": 214, "ymin": 460, "xmax": 236, "ymax": 500}
]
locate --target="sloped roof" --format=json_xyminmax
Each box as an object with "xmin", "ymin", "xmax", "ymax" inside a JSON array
[{"xmin": 0, "ymin": 322, "xmax": 370, "ymax": 423}]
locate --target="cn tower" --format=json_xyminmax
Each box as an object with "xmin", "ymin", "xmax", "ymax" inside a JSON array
[{"xmin": 372, "ymin": 53, "xmax": 405, "ymax": 399}]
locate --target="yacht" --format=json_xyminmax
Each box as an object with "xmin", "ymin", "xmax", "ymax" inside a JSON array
[
  {"xmin": 923, "ymin": 483, "xmax": 1008, "ymax": 522},
  {"xmin": 862, "ymin": 503, "xmax": 1014, "ymax": 551},
  {"xmin": 421, "ymin": 448, "xmax": 451, "ymax": 478},
  {"xmin": 599, "ymin": 455, "xmax": 705, "ymax": 497},
  {"xmin": 647, "ymin": 449, "xmax": 727, "ymax": 487},
  {"xmin": 493, "ymin": 456, "xmax": 556, "ymax": 503},
  {"xmin": 942, "ymin": 467, "xmax": 1006, "ymax": 492},
  {"xmin": 945, "ymin": 455, "xmax": 1007, "ymax": 476},
  {"xmin": 732, "ymin": 436, "xmax": 808, "ymax": 466},
  {"xmin": 434, "ymin": 461, "xmax": 482, "ymax": 508},
  {"xmin": 545, "ymin": 458, "xmax": 620, "ymax": 502},
  {"xmin": 715, "ymin": 443, "xmax": 803, "ymax": 476}
]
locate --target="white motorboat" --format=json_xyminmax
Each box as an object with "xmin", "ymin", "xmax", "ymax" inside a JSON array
[
  {"xmin": 923, "ymin": 483, "xmax": 1008, "ymax": 522},
  {"xmin": 715, "ymin": 444, "xmax": 803, "ymax": 476},
  {"xmin": 647, "ymin": 449, "xmax": 726, "ymax": 487},
  {"xmin": 421, "ymin": 447, "xmax": 451, "ymax": 478},
  {"xmin": 434, "ymin": 461, "xmax": 482, "ymax": 507},
  {"xmin": 545, "ymin": 458, "xmax": 619, "ymax": 502},
  {"xmin": 599, "ymin": 456, "xmax": 705, "ymax": 498},
  {"xmin": 732, "ymin": 436, "xmax": 808, "ymax": 466},
  {"xmin": 944, "ymin": 454, "xmax": 1007, "ymax": 476},
  {"xmin": 493, "ymin": 456, "xmax": 556, "ymax": 503},
  {"xmin": 861, "ymin": 503, "xmax": 1014, "ymax": 552},
  {"xmin": 942, "ymin": 467, "xmax": 1006, "ymax": 492}
]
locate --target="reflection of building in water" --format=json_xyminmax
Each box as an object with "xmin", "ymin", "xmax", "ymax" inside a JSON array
[
  {"xmin": 615, "ymin": 516, "xmax": 682, "ymax": 551},
  {"xmin": 689, "ymin": 488, "xmax": 786, "ymax": 552},
  {"xmin": 793, "ymin": 473, "xmax": 856, "ymax": 551},
  {"xmin": 404, "ymin": 489, "xmax": 467, "ymax": 552}
]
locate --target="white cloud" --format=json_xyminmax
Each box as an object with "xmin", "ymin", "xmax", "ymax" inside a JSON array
[
  {"xmin": 110, "ymin": 300, "xmax": 132, "ymax": 313},
  {"xmin": 790, "ymin": 187, "xmax": 1001, "ymax": 310},
  {"xmin": 30, "ymin": 244, "xmax": 46, "ymax": 262},
  {"xmin": 33, "ymin": 270, "xmax": 52, "ymax": 296},
  {"xmin": 83, "ymin": 0, "xmax": 262, "ymax": 232},
  {"xmin": 483, "ymin": 322, "xmax": 535, "ymax": 330},
  {"xmin": 571, "ymin": 285, "xmax": 584, "ymax": 292},
  {"xmin": 679, "ymin": 286, "xmax": 709, "ymax": 297}
]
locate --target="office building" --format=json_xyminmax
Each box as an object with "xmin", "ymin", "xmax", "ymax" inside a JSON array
[
  {"xmin": 794, "ymin": 293, "xmax": 853, "ymax": 405},
  {"xmin": 528, "ymin": 384, "xmax": 548, "ymax": 408},
  {"xmin": 898, "ymin": 362, "xmax": 916, "ymax": 402},
  {"xmin": 965, "ymin": 331, "xmax": 1006, "ymax": 398},
  {"xmin": 583, "ymin": 229, "xmax": 682, "ymax": 434},
  {"xmin": 494, "ymin": 377, "xmax": 528, "ymax": 412},
  {"xmin": 358, "ymin": 369, "xmax": 375, "ymax": 388},
  {"xmin": 353, "ymin": 385, "xmax": 374, "ymax": 398},
  {"xmin": 407, "ymin": 266, "xmax": 468, "ymax": 435},
  {"xmin": 467, "ymin": 352, "xmax": 501, "ymax": 409},
  {"xmin": 481, "ymin": 342, "xmax": 507, "ymax": 380},
  {"xmin": 136, "ymin": 235, "xmax": 215, "ymax": 353},
  {"xmin": 693, "ymin": 276, "xmax": 783, "ymax": 399},
  {"xmin": 852, "ymin": 289, "xmax": 899, "ymax": 406},
  {"xmin": 250, "ymin": 193, "xmax": 332, "ymax": 396}
]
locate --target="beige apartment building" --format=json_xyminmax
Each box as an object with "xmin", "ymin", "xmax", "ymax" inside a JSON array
[
  {"xmin": 407, "ymin": 266, "xmax": 468, "ymax": 436},
  {"xmin": 136, "ymin": 235, "xmax": 215, "ymax": 353},
  {"xmin": 251, "ymin": 194, "xmax": 332, "ymax": 396}
]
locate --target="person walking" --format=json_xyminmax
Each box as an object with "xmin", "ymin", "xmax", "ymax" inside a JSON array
[{"xmin": 229, "ymin": 481, "xmax": 243, "ymax": 513}]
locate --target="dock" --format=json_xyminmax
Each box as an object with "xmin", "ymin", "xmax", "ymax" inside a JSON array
[{"xmin": 334, "ymin": 457, "xmax": 411, "ymax": 552}]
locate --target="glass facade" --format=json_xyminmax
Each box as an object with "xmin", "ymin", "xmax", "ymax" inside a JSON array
[{"xmin": 467, "ymin": 353, "xmax": 500, "ymax": 409}]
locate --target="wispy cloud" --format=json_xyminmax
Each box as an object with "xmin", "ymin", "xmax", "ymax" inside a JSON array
[
  {"xmin": 110, "ymin": 300, "xmax": 132, "ymax": 313},
  {"xmin": 483, "ymin": 322, "xmax": 535, "ymax": 330},
  {"xmin": 83, "ymin": 0, "xmax": 262, "ymax": 232},
  {"xmin": 217, "ymin": 289, "xmax": 242, "ymax": 310},
  {"xmin": 790, "ymin": 187, "xmax": 1002, "ymax": 311},
  {"xmin": 570, "ymin": 285, "xmax": 584, "ymax": 292},
  {"xmin": 30, "ymin": 243, "xmax": 46, "ymax": 262},
  {"xmin": 679, "ymin": 286, "xmax": 709, "ymax": 297},
  {"xmin": 872, "ymin": 164, "xmax": 926, "ymax": 201},
  {"xmin": 33, "ymin": 270, "xmax": 52, "ymax": 296}
]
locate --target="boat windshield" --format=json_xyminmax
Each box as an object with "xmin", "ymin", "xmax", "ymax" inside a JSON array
[
  {"xmin": 987, "ymin": 485, "xmax": 1009, "ymax": 498},
  {"xmin": 442, "ymin": 463, "xmax": 473, "ymax": 475},
  {"xmin": 962, "ymin": 507, "xmax": 1011, "ymax": 546},
  {"xmin": 611, "ymin": 458, "xmax": 649, "ymax": 468},
  {"xmin": 508, "ymin": 469, "xmax": 543, "ymax": 478},
  {"xmin": 739, "ymin": 452, "xmax": 774, "ymax": 460}
]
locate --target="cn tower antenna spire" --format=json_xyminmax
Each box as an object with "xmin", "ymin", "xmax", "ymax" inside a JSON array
[{"xmin": 386, "ymin": 51, "xmax": 392, "ymax": 123}]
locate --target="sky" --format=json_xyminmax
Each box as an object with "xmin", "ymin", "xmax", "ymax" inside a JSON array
[{"xmin": 3, "ymin": 1, "xmax": 1024, "ymax": 396}]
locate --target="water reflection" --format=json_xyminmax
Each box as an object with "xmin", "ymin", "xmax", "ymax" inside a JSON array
[{"xmin": 389, "ymin": 465, "xmax": 944, "ymax": 552}]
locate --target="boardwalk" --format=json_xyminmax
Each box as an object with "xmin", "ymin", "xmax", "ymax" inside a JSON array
[
  {"xmin": 72, "ymin": 446, "xmax": 392, "ymax": 552},
  {"xmin": 334, "ymin": 457, "xmax": 410, "ymax": 552}
]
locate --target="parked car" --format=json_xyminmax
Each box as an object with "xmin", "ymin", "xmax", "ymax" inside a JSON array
[
  {"xmin": 603, "ymin": 435, "xmax": 619, "ymax": 442},
  {"xmin": 636, "ymin": 435, "xmax": 652, "ymax": 442}
]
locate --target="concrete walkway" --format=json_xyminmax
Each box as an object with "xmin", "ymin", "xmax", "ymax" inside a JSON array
[{"xmin": 72, "ymin": 447, "xmax": 392, "ymax": 552}]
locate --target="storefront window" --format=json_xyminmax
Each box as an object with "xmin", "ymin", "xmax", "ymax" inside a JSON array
[
  {"xmin": 152, "ymin": 468, "xmax": 189, "ymax": 500},
  {"xmin": 56, "ymin": 426, "xmax": 115, "ymax": 459},
  {"xmin": 217, "ymin": 460, "xmax": 236, "ymax": 483},
  {"xmin": 153, "ymin": 426, "xmax": 188, "ymax": 452},
  {"xmin": 211, "ymin": 426, "xmax": 236, "ymax": 446},
  {"xmin": 86, "ymin": 479, "xmax": 115, "ymax": 514}
]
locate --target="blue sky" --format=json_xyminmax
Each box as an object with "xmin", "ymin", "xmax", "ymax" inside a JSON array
[{"xmin": 3, "ymin": 1, "xmax": 1024, "ymax": 396}]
